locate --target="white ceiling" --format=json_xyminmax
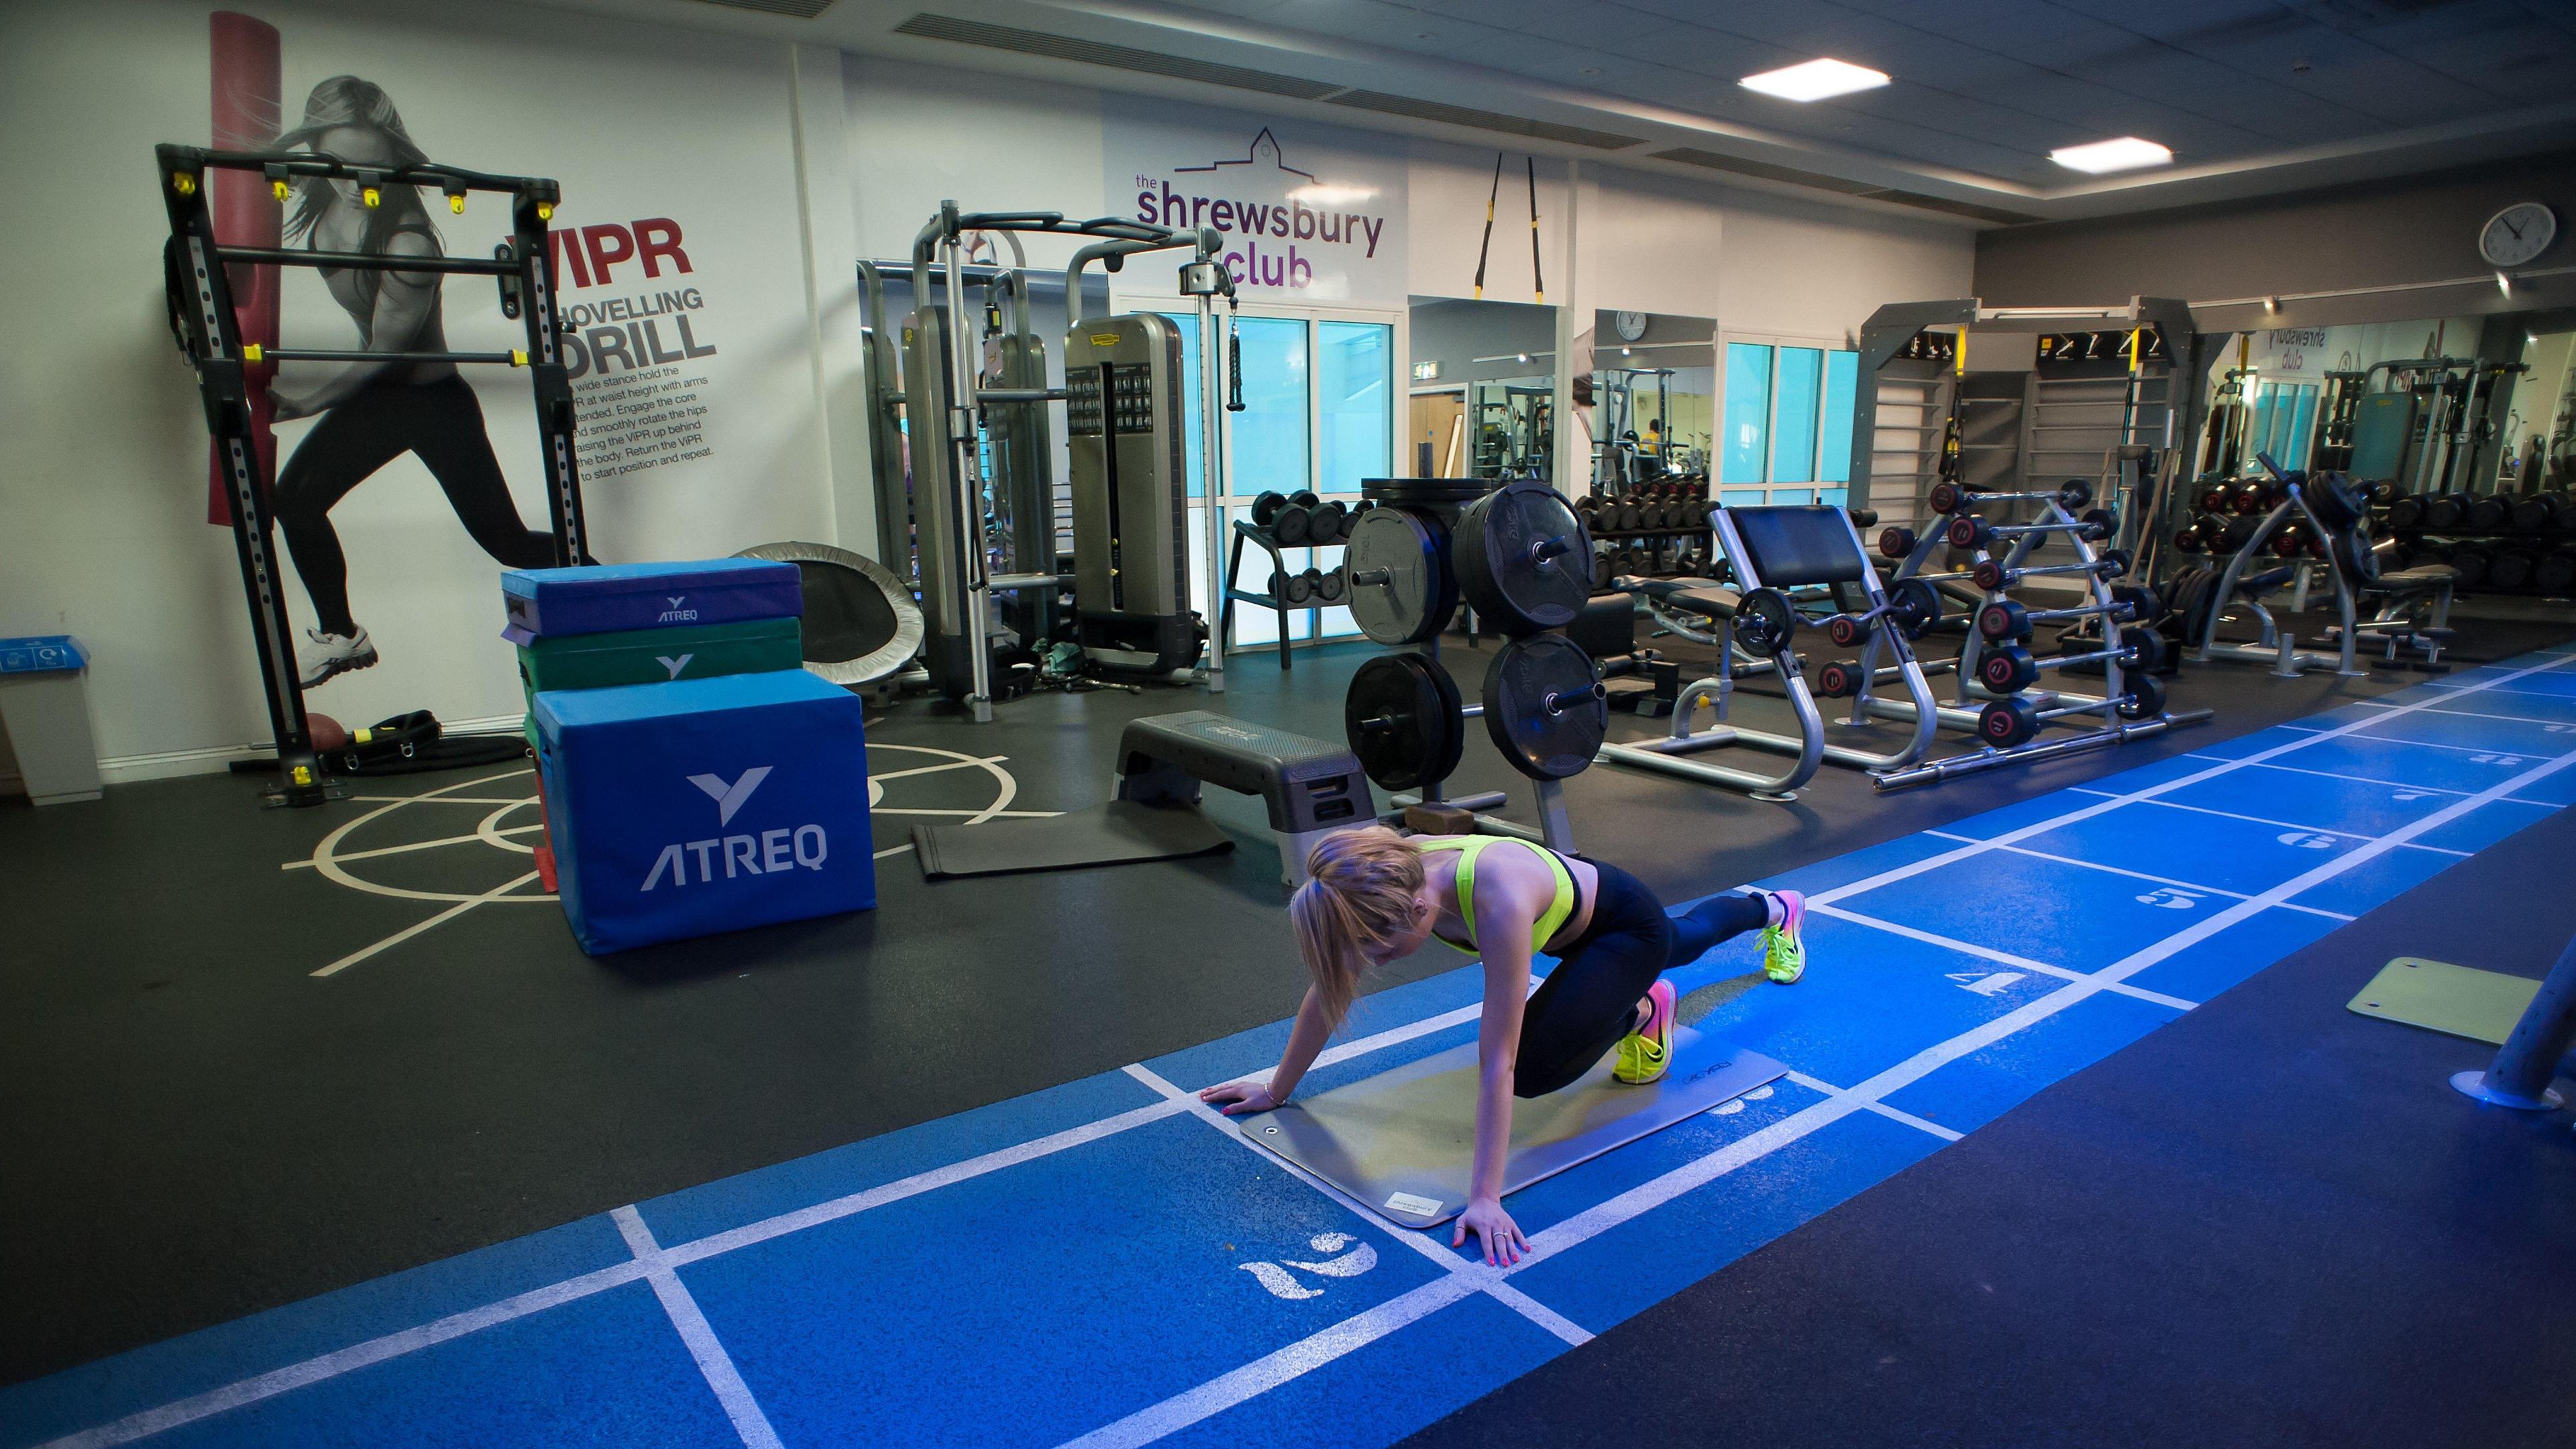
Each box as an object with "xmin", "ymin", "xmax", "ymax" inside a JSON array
[{"xmin": 545, "ymin": 0, "xmax": 2576, "ymax": 226}]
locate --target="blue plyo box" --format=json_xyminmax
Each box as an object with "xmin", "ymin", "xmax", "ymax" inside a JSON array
[
  {"xmin": 503, "ymin": 559, "xmax": 802, "ymax": 641},
  {"xmin": 535, "ymin": 671, "xmax": 873, "ymax": 955}
]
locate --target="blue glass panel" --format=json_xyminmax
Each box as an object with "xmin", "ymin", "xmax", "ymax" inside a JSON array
[
  {"xmin": 1772, "ymin": 347, "xmax": 1822, "ymax": 484},
  {"xmin": 1723, "ymin": 342, "xmax": 1772, "ymax": 484},
  {"xmin": 1820, "ymin": 350, "xmax": 1858, "ymax": 482},
  {"xmin": 1232, "ymin": 316, "xmax": 1309, "ymax": 502},
  {"xmin": 1318, "ymin": 321, "xmax": 1391, "ymax": 495}
]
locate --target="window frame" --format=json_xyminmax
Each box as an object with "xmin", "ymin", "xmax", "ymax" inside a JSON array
[{"xmin": 1715, "ymin": 328, "xmax": 1856, "ymax": 510}]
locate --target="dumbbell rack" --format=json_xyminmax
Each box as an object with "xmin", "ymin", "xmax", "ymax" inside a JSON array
[
  {"xmin": 1579, "ymin": 481, "xmax": 1717, "ymax": 585},
  {"xmin": 1218, "ymin": 518, "xmax": 1346, "ymax": 671},
  {"xmin": 2190, "ymin": 471, "xmax": 2378, "ymax": 678},
  {"xmin": 1865, "ymin": 486, "xmax": 2207, "ymax": 790},
  {"xmin": 2375, "ymin": 488, "xmax": 2576, "ymax": 596}
]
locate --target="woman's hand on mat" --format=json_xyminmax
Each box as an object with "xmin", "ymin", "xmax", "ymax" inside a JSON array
[
  {"xmin": 1454, "ymin": 1198, "xmax": 1527, "ymax": 1267},
  {"xmin": 1200, "ymin": 1079, "xmax": 1282, "ymax": 1115}
]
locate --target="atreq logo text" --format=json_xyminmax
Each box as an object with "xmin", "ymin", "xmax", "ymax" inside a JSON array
[{"xmin": 641, "ymin": 766, "xmax": 829, "ymax": 889}]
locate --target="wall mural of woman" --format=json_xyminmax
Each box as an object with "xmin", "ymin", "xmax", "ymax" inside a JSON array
[{"xmin": 269, "ymin": 76, "xmax": 566, "ymax": 688}]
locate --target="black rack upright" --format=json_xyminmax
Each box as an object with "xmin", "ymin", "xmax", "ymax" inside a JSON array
[{"xmin": 155, "ymin": 144, "xmax": 588, "ymax": 806}]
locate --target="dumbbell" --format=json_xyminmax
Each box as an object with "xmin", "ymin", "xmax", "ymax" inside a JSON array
[
  {"xmin": 1270, "ymin": 568, "xmax": 1315, "ymax": 604},
  {"xmin": 1976, "ymin": 594, "xmax": 2143, "ymax": 645},
  {"xmin": 2450, "ymin": 542, "xmax": 2493, "ymax": 588},
  {"xmin": 1815, "ymin": 659, "xmax": 1866, "ymax": 699},
  {"xmin": 1314, "ymin": 566, "xmax": 1348, "ymax": 603},
  {"xmin": 1310, "ymin": 500, "xmax": 1349, "ymax": 544},
  {"xmin": 2216, "ymin": 513, "xmax": 2263, "ymax": 555},
  {"xmin": 1947, "ymin": 508, "xmax": 2116, "ymax": 551},
  {"xmin": 1976, "ymin": 674, "xmax": 2168, "ymax": 747},
  {"xmin": 2195, "ymin": 478, "xmax": 2233, "ymax": 513},
  {"xmin": 2171, "ymin": 519, "xmax": 2208, "ymax": 555},
  {"xmin": 2466, "ymin": 494, "xmax": 2512, "ymax": 531},
  {"xmin": 2384, "ymin": 493, "xmax": 2427, "ymax": 531},
  {"xmin": 2555, "ymin": 495, "xmax": 2576, "ymax": 532},
  {"xmin": 1878, "ymin": 526, "xmax": 1919, "ymax": 559},
  {"xmin": 2533, "ymin": 545, "xmax": 2576, "ymax": 596},
  {"xmin": 2422, "ymin": 492, "xmax": 2469, "ymax": 529},
  {"xmin": 1970, "ymin": 550, "xmax": 2129, "ymax": 593},
  {"xmin": 2509, "ymin": 492, "xmax": 2560, "ymax": 533},
  {"xmin": 1979, "ymin": 625, "xmax": 2165, "ymax": 692},
  {"xmin": 1642, "ymin": 501, "xmax": 1672, "ymax": 530},
  {"xmin": 1823, "ymin": 578, "xmax": 1945, "ymax": 647},
  {"xmin": 2269, "ymin": 523, "xmax": 2313, "ymax": 559},
  {"xmin": 2486, "ymin": 548, "xmax": 2538, "ymax": 591}
]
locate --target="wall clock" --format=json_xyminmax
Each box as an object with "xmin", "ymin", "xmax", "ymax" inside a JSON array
[
  {"xmin": 1613, "ymin": 310, "xmax": 1648, "ymax": 342},
  {"xmin": 2480, "ymin": 203, "xmax": 2557, "ymax": 268}
]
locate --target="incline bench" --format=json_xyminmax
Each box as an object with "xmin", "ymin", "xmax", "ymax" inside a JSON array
[{"xmin": 1115, "ymin": 712, "xmax": 1373, "ymax": 885}]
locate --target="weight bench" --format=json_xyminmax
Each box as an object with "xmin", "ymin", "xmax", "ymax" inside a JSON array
[
  {"xmin": 1599, "ymin": 506, "xmax": 1940, "ymax": 798},
  {"xmin": 1115, "ymin": 711, "xmax": 1373, "ymax": 885}
]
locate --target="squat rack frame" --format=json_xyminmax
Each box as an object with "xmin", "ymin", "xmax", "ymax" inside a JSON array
[{"xmin": 155, "ymin": 144, "xmax": 587, "ymax": 807}]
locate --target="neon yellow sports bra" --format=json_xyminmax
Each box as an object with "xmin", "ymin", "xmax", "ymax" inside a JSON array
[{"xmin": 1411, "ymin": 835, "xmax": 1581, "ymax": 956}]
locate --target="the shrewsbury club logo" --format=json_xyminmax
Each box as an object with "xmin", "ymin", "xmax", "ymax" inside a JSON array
[
  {"xmin": 641, "ymin": 765, "xmax": 828, "ymax": 889},
  {"xmin": 1132, "ymin": 128, "xmax": 1387, "ymax": 292}
]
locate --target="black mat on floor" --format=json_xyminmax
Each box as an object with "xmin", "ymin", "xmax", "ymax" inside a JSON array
[
  {"xmin": 912, "ymin": 800, "xmax": 1232, "ymax": 878},
  {"xmin": 1401, "ymin": 781, "xmax": 2576, "ymax": 1449}
]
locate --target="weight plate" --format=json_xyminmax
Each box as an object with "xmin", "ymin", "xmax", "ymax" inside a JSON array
[
  {"xmin": 2057, "ymin": 478, "xmax": 2093, "ymax": 510},
  {"xmin": 1452, "ymin": 480, "xmax": 1595, "ymax": 636},
  {"xmin": 2308, "ymin": 473, "xmax": 2365, "ymax": 532},
  {"xmin": 1735, "ymin": 587, "xmax": 1801, "ymax": 656},
  {"xmin": 1888, "ymin": 578, "xmax": 1943, "ymax": 638},
  {"xmin": 1481, "ymin": 633, "xmax": 1607, "ymax": 781},
  {"xmin": 1346, "ymin": 651, "xmax": 1464, "ymax": 791},
  {"xmin": 1345, "ymin": 504, "xmax": 1457, "ymax": 645},
  {"xmin": 2118, "ymin": 672, "xmax": 2167, "ymax": 720}
]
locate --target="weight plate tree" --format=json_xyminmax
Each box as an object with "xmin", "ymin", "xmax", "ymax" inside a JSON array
[
  {"xmin": 1481, "ymin": 633, "xmax": 1609, "ymax": 780},
  {"xmin": 1346, "ymin": 504, "xmax": 1459, "ymax": 645},
  {"xmin": 1344, "ymin": 651, "xmax": 1466, "ymax": 791},
  {"xmin": 1451, "ymin": 479, "xmax": 1595, "ymax": 635}
]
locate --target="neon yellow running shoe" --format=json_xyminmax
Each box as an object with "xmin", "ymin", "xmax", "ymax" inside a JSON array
[
  {"xmin": 1761, "ymin": 890, "xmax": 1807, "ymax": 984},
  {"xmin": 1614, "ymin": 979, "xmax": 1676, "ymax": 1085}
]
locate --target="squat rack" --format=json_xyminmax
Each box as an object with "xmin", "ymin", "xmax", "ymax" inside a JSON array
[{"xmin": 155, "ymin": 143, "xmax": 586, "ymax": 806}]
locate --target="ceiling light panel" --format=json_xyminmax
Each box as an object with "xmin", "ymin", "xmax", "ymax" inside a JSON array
[
  {"xmin": 2049, "ymin": 136, "xmax": 2175, "ymax": 174},
  {"xmin": 1739, "ymin": 58, "xmax": 1890, "ymax": 102}
]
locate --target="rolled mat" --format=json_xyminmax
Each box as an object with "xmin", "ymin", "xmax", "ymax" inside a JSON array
[{"xmin": 912, "ymin": 800, "xmax": 1233, "ymax": 879}]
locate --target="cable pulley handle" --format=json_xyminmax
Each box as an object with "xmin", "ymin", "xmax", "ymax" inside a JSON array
[{"xmin": 1227, "ymin": 306, "xmax": 1246, "ymax": 414}]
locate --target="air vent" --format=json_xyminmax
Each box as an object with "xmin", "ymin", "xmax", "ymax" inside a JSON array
[
  {"xmin": 1326, "ymin": 91, "xmax": 1641, "ymax": 150},
  {"xmin": 894, "ymin": 13, "xmax": 1342, "ymax": 100},
  {"xmin": 690, "ymin": 0, "xmax": 835, "ymax": 16},
  {"xmin": 1651, "ymin": 147, "xmax": 2038, "ymax": 225}
]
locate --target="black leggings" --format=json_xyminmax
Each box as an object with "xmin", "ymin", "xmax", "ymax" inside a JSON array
[
  {"xmin": 276, "ymin": 376, "xmax": 557, "ymax": 636},
  {"xmin": 1513, "ymin": 863, "xmax": 1768, "ymax": 1098}
]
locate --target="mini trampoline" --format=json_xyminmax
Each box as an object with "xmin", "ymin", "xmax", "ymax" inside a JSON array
[{"xmin": 733, "ymin": 541, "xmax": 922, "ymax": 686}]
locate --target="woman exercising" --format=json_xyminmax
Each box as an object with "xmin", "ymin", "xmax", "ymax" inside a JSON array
[
  {"xmin": 268, "ymin": 76, "xmax": 564, "ymax": 688},
  {"xmin": 1201, "ymin": 827, "xmax": 1807, "ymax": 1266}
]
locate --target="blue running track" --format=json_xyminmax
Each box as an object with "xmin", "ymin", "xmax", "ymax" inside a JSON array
[{"xmin": 9, "ymin": 644, "xmax": 2575, "ymax": 1449}]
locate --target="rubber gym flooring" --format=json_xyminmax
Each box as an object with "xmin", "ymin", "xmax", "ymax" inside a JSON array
[{"xmin": 3, "ymin": 623, "xmax": 2573, "ymax": 1446}]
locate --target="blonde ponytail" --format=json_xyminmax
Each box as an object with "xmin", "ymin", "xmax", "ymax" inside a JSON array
[{"xmin": 1289, "ymin": 826, "xmax": 1426, "ymax": 1032}]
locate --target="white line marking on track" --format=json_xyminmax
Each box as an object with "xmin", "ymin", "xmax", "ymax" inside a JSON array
[
  {"xmin": 2065, "ymin": 792, "xmax": 2476, "ymax": 857},
  {"xmin": 1805, "ymin": 902, "xmax": 2200, "ymax": 1012},
  {"xmin": 1784, "ymin": 1071, "xmax": 1964, "ymax": 1142},
  {"xmin": 866, "ymin": 755, "xmax": 1010, "ymax": 784},
  {"xmin": 280, "ymin": 823, "xmax": 545, "ymax": 869},
  {"xmin": 1919, "ymin": 832, "xmax": 2357, "ymax": 922},
  {"xmin": 347, "ymin": 794, "xmax": 529, "ymax": 805},
  {"xmin": 611, "ymin": 1208, "xmax": 785, "ymax": 1449}
]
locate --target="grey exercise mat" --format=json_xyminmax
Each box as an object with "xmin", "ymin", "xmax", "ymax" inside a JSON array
[
  {"xmin": 911, "ymin": 800, "xmax": 1233, "ymax": 879},
  {"xmin": 1236, "ymin": 1028, "xmax": 1786, "ymax": 1229}
]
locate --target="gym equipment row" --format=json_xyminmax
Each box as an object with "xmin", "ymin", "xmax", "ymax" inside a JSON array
[
  {"xmin": 1342, "ymin": 478, "xmax": 1609, "ymax": 849},
  {"xmin": 898, "ymin": 203, "xmax": 1240, "ymax": 720},
  {"xmin": 1862, "ymin": 476, "xmax": 2208, "ymax": 788},
  {"xmin": 1219, "ymin": 489, "xmax": 1354, "ymax": 669},
  {"xmin": 155, "ymin": 142, "xmax": 586, "ymax": 808}
]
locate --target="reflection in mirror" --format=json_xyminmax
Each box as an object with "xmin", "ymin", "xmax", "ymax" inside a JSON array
[
  {"xmin": 1585, "ymin": 311, "xmax": 1714, "ymax": 492},
  {"xmin": 1405, "ymin": 296, "xmax": 1554, "ymax": 478}
]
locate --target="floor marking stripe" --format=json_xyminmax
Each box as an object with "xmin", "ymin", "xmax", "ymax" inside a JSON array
[
  {"xmin": 1053, "ymin": 1277, "xmax": 1480, "ymax": 1449},
  {"xmin": 2318, "ymin": 729, "xmax": 2564, "ymax": 760},
  {"xmin": 1919, "ymin": 832, "xmax": 2358, "ymax": 922},
  {"xmin": 610, "ymin": 1208, "xmax": 785, "ymax": 1449},
  {"xmin": 280, "ymin": 823, "xmax": 545, "ymax": 870},
  {"xmin": 1805, "ymin": 902, "xmax": 2199, "ymax": 1011},
  {"xmin": 864, "ymin": 755, "xmax": 1010, "ymax": 784},
  {"xmin": 347, "ymin": 794, "xmax": 529, "ymax": 806},
  {"xmin": 1784, "ymin": 1071, "xmax": 1965, "ymax": 1142},
  {"xmin": 309, "ymin": 872, "xmax": 542, "ymax": 978},
  {"xmin": 1120, "ymin": 1064, "xmax": 1595, "ymax": 1350},
  {"xmin": 2065, "ymin": 790, "xmax": 2380, "ymax": 843},
  {"xmin": 32, "ymin": 1261, "xmax": 655, "ymax": 1448},
  {"xmin": 2188, "ymin": 755, "xmax": 2553, "ymax": 807},
  {"xmin": 44, "ymin": 652, "xmax": 2575, "ymax": 1449}
]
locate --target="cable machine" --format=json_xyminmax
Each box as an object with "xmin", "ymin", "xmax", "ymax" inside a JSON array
[
  {"xmin": 155, "ymin": 143, "xmax": 585, "ymax": 808},
  {"xmin": 902, "ymin": 204, "xmax": 1238, "ymax": 722}
]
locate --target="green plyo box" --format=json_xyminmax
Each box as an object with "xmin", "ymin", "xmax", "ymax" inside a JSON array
[{"xmin": 515, "ymin": 617, "xmax": 804, "ymax": 709}]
